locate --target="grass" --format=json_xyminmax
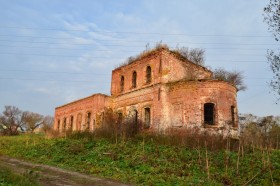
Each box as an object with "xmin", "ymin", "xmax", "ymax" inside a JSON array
[
  {"xmin": 0, "ymin": 163, "xmax": 39, "ymax": 186},
  {"xmin": 0, "ymin": 133, "xmax": 279, "ymax": 185}
]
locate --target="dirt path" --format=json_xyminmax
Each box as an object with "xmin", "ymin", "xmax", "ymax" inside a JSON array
[{"xmin": 0, "ymin": 155, "xmax": 131, "ymax": 186}]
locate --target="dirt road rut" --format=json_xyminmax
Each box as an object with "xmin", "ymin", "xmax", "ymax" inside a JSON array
[{"xmin": 0, "ymin": 155, "xmax": 130, "ymax": 186}]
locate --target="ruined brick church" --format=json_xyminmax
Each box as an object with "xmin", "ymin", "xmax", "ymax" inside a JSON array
[{"xmin": 54, "ymin": 47, "xmax": 238, "ymax": 135}]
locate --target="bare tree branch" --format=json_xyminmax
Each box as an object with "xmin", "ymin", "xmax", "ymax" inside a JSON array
[
  {"xmin": 213, "ymin": 68, "xmax": 246, "ymax": 91},
  {"xmin": 264, "ymin": 0, "xmax": 280, "ymax": 99}
]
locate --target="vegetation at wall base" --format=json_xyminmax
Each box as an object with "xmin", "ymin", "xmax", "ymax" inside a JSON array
[{"xmin": 0, "ymin": 133, "xmax": 279, "ymax": 185}]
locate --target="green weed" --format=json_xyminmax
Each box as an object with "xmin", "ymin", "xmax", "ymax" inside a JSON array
[
  {"xmin": 0, "ymin": 134, "xmax": 279, "ymax": 185},
  {"xmin": 0, "ymin": 164, "xmax": 39, "ymax": 186}
]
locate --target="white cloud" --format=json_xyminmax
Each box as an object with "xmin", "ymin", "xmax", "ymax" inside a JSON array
[{"xmin": 0, "ymin": 0, "xmax": 278, "ymax": 116}]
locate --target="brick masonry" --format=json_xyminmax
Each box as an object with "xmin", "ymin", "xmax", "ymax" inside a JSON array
[{"xmin": 54, "ymin": 48, "xmax": 238, "ymax": 135}]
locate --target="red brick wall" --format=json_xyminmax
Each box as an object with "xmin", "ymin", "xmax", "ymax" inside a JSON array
[
  {"xmin": 112, "ymin": 84, "xmax": 163, "ymax": 132},
  {"xmin": 111, "ymin": 52, "xmax": 162, "ymax": 96},
  {"xmin": 54, "ymin": 48, "xmax": 238, "ymax": 136},
  {"xmin": 164, "ymin": 80, "xmax": 238, "ymax": 131},
  {"xmin": 111, "ymin": 49, "xmax": 212, "ymax": 97},
  {"xmin": 160, "ymin": 50, "xmax": 212, "ymax": 83},
  {"xmin": 54, "ymin": 94, "xmax": 111, "ymax": 131}
]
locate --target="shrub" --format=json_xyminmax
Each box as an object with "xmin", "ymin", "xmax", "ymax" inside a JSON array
[{"xmin": 45, "ymin": 128, "xmax": 61, "ymax": 139}]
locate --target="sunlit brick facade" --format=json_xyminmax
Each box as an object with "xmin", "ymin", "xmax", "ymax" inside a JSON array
[{"xmin": 54, "ymin": 48, "xmax": 238, "ymax": 135}]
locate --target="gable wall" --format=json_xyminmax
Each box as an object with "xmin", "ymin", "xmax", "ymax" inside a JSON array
[{"xmin": 160, "ymin": 50, "xmax": 212, "ymax": 83}]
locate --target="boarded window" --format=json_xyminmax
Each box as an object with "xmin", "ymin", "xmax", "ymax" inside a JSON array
[
  {"xmin": 204, "ymin": 103, "xmax": 215, "ymax": 125},
  {"xmin": 120, "ymin": 76, "xmax": 124, "ymax": 92},
  {"xmin": 144, "ymin": 108, "xmax": 151, "ymax": 129},
  {"xmin": 172, "ymin": 104, "xmax": 183, "ymax": 127},
  {"xmin": 132, "ymin": 71, "xmax": 137, "ymax": 88},
  {"xmin": 86, "ymin": 112, "xmax": 91, "ymax": 130},
  {"xmin": 70, "ymin": 116, "xmax": 73, "ymax": 130},
  {"xmin": 146, "ymin": 66, "xmax": 152, "ymax": 84}
]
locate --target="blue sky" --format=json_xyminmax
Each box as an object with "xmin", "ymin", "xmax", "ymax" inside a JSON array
[{"xmin": 0, "ymin": 0, "xmax": 279, "ymax": 116}]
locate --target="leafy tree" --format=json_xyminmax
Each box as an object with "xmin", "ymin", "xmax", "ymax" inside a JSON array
[
  {"xmin": 213, "ymin": 68, "xmax": 246, "ymax": 91},
  {"xmin": 263, "ymin": 0, "xmax": 280, "ymax": 99},
  {"xmin": 23, "ymin": 111, "xmax": 44, "ymax": 133},
  {"xmin": 0, "ymin": 106, "xmax": 25, "ymax": 135}
]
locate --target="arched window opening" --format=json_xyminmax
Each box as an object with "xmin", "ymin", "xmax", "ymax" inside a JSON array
[
  {"xmin": 231, "ymin": 106, "xmax": 235, "ymax": 126},
  {"xmin": 144, "ymin": 108, "xmax": 151, "ymax": 129},
  {"xmin": 92, "ymin": 119, "xmax": 95, "ymax": 130},
  {"xmin": 86, "ymin": 112, "xmax": 91, "ymax": 130},
  {"xmin": 76, "ymin": 113, "xmax": 82, "ymax": 131},
  {"xmin": 120, "ymin": 76, "xmax": 124, "ymax": 92},
  {"xmin": 63, "ymin": 118, "xmax": 67, "ymax": 130},
  {"xmin": 101, "ymin": 112, "xmax": 104, "ymax": 125},
  {"xmin": 146, "ymin": 66, "xmax": 152, "ymax": 84},
  {"xmin": 204, "ymin": 103, "xmax": 215, "ymax": 125},
  {"xmin": 132, "ymin": 110, "xmax": 138, "ymax": 134},
  {"xmin": 132, "ymin": 71, "xmax": 137, "ymax": 88},
  {"xmin": 70, "ymin": 116, "xmax": 74, "ymax": 130},
  {"xmin": 57, "ymin": 119, "xmax": 60, "ymax": 130}
]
